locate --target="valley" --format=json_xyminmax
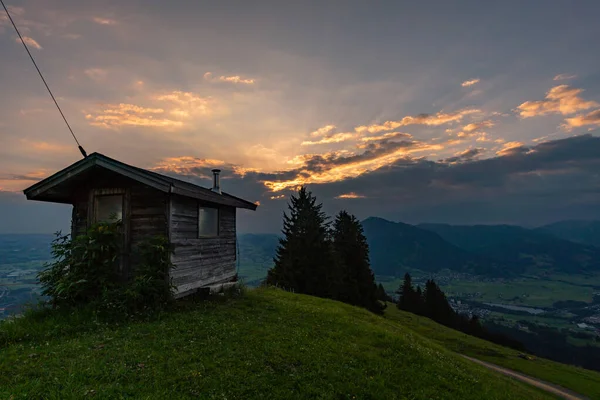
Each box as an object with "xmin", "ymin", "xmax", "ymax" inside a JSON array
[{"xmin": 2, "ymin": 219, "xmax": 600, "ymax": 370}]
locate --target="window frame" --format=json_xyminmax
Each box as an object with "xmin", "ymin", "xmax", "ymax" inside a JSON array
[
  {"xmin": 94, "ymin": 193, "xmax": 125, "ymax": 223},
  {"xmin": 198, "ymin": 205, "xmax": 220, "ymax": 238}
]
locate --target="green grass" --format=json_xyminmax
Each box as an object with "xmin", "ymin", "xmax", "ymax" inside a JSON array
[
  {"xmin": 0, "ymin": 288, "xmax": 555, "ymax": 400},
  {"xmin": 384, "ymin": 305, "xmax": 600, "ymax": 399},
  {"xmin": 441, "ymin": 278, "xmax": 593, "ymax": 307}
]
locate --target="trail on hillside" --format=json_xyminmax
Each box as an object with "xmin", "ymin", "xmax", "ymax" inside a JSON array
[{"xmin": 461, "ymin": 356, "xmax": 588, "ymax": 400}]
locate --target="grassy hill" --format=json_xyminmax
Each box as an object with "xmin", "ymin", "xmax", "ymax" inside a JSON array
[
  {"xmin": 0, "ymin": 288, "xmax": 563, "ymax": 399},
  {"xmin": 384, "ymin": 305, "xmax": 600, "ymax": 399}
]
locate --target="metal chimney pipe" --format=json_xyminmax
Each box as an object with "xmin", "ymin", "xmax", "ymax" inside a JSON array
[{"xmin": 211, "ymin": 169, "xmax": 221, "ymax": 194}]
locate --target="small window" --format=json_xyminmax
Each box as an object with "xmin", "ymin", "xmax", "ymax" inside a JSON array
[
  {"xmin": 198, "ymin": 206, "xmax": 219, "ymax": 237},
  {"xmin": 96, "ymin": 195, "xmax": 123, "ymax": 222}
]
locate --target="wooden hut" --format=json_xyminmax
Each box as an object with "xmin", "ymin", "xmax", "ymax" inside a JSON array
[{"xmin": 23, "ymin": 153, "xmax": 257, "ymax": 297}]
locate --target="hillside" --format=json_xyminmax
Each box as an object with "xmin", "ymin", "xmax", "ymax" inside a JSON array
[
  {"xmin": 0, "ymin": 288, "xmax": 558, "ymax": 399},
  {"xmin": 384, "ymin": 305, "xmax": 600, "ymax": 399},
  {"xmin": 362, "ymin": 217, "xmax": 504, "ymax": 276},
  {"xmin": 418, "ymin": 223, "xmax": 600, "ymax": 275},
  {"xmin": 537, "ymin": 220, "xmax": 600, "ymax": 247}
]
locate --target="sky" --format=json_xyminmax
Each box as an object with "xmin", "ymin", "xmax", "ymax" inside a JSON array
[{"xmin": 1, "ymin": 0, "xmax": 600, "ymax": 233}]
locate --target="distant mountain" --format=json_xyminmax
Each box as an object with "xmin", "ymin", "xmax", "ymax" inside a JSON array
[
  {"xmin": 361, "ymin": 217, "xmax": 503, "ymax": 277},
  {"xmin": 418, "ymin": 223, "xmax": 600, "ymax": 275},
  {"xmin": 536, "ymin": 220, "xmax": 600, "ymax": 247}
]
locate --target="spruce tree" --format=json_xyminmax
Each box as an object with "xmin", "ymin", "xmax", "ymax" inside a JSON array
[
  {"xmin": 332, "ymin": 211, "xmax": 383, "ymax": 313},
  {"xmin": 376, "ymin": 283, "xmax": 391, "ymax": 303},
  {"xmin": 397, "ymin": 272, "xmax": 416, "ymax": 311},
  {"xmin": 266, "ymin": 187, "xmax": 335, "ymax": 298}
]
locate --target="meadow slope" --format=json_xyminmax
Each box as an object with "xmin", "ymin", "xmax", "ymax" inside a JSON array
[{"xmin": 0, "ymin": 289, "xmax": 564, "ymax": 399}]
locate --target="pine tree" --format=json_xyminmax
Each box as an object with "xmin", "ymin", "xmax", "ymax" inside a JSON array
[
  {"xmin": 423, "ymin": 279, "xmax": 456, "ymax": 326},
  {"xmin": 266, "ymin": 187, "xmax": 335, "ymax": 298},
  {"xmin": 414, "ymin": 285, "xmax": 424, "ymax": 315},
  {"xmin": 376, "ymin": 283, "xmax": 391, "ymax": 303},
  {"xmin": 332, "ymin": 211, "xmax": 383, "ymax": 313},
  {"xmin": 397, "ymin": 272, "xmax": 416, "ymax": 311}
]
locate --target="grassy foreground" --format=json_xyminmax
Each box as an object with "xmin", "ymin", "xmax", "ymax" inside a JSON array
[
  {"xmin": 385, "ymin": 305, "xmax": 600, "ymax": 399},
  {"xmin": 1, "ymin": 288, "xmax": 557, "ymax": 400}
]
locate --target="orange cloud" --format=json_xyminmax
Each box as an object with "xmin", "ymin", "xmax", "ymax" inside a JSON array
[
  {"xmin": 310, "ymin": 125, "xmax": 336, "ymax": 137},
  {"xmin": 517, "ymin": 85, "xmax": 599, "ymax": 118},
  {"xmin": 93, "ymin": 17, "xmax": 116, "ymax": 25},
  {"xmin": 563, "ymin": 109, "xmax": 600, "ymax": 130},
  {"xmin": 154, "ymin": 91, "xmax": 214, "ymax": 116},
  {"xmin": 461, "ymin": 78, "xmax": 480, "ymax": 87},
  {"xmin": 17, "ymin": 36, "xmax": 42, "ymax": 50},
  {"xmin": 152, "ymin": 156, "xmax": 227, "ymax": 176},
  {"xmin": 85, "ymin": 103, "xmax": 181, "ymax": 129},
  {"xmin": 270, "ymin": 194, "xmax": 285, "ymax": 200},
  {"xmin": 0, "ymin": 169, "xmax": 50, "ymax": 191},
  {"xmin": 302, "ymin": 132, "xmax": 356, "ymax": 146},
  {"xmin": 360, "ymin": 132, "xmax": 412, "ymax": 142},
  {"xmin": 19, "ymin": 139, "xmax": 71, "ymax": 153},
  {"xmin": 355, "ymin": 109, "xmax": 480, "ymax": 133},
  {"xmin": 461, "ymin": 120, "xmax": 494, "ymax": 132},
  {"xmin": 204, "ymin": 72, "xmax": 255, "ymax": 84},
  {"xmin": 496, "ymin": 141, "xmax": 525, "ymax": 156},
  {"xmin": 336, "ymin": 192, "xmax": 366, "ymax": 199},
  {"xmin": 263, "ymin": 141, "xmax": 443, "ymax": 191}
]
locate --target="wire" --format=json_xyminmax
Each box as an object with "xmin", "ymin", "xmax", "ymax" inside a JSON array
[{"xmin": 1, "ymin": 0, "xmax": 87, "ymax": 158}]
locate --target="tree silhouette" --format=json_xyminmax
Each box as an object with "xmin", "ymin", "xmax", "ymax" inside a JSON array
[
  {"xmin": 266, "ymin": 187, "xmax": 335, "ymax": 298},
  {"xmin": 332, "ymin": 210, "xmax": 384, "ymax": 313}
]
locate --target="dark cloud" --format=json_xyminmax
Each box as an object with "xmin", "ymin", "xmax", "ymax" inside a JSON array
[
  {"xmin": 2, "ymin": 135, "xmax": 600, "ymax": 234},
  {"xmin": 440, "ymin": 148, "xmax": 484, "ymax": 164}
]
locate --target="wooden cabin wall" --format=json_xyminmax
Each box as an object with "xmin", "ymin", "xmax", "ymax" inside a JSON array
[
  {"xmin": 170, "ymin": 195, "xmax": 237, "ymax": 296},
  {"xmin": 69, "ymin": 179, "xmax": 168, "ymax": 274}
]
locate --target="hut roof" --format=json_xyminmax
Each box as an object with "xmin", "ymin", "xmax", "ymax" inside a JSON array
[{"xmin": 23, "ymin": 152, "xmax": 257, "ymax": 210}]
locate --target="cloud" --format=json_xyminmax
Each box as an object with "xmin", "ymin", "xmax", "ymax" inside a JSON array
[
  {"xmin": 84, "ymin": 68, "xmax": 107, "ymax": 81},
  {"xmin": 442, "ymin": 148, "xmax": 484, "ymax": 164},
  {"xmin": 19, "ymin": 139, "xmax": 72, "ymax": 154},
  {"xmin": 461, "ymin": 120, "xmax": 494, "ymax": 133},
  {"xmin": 154, "ymin": 91, "xmax": 214, "ymax": 116},
  {"xmin": 17, "ymin": 36, "xmax": 42, "ymax": 50},
  {"xmin": 301, "ymin": 132, "xmax": 356, "ymax": 146},
  {"xmin": 517, "ymin": 85, "xmax": 599, "ymax": 118},
  {"xmin": 204, "ymin": 72, "xmax": 255, "ymax": 84},
  {"xmin": 310, "ymin": 125, "xmax": 336, "ymax": 137},
  {"xmin": 152, "ymin": 156, "xmax": 228, "ymax": 178},
  {"xmin": 355, "ymin": 109, "xmax": 480, "ymax": 133},
  {"xmin": 461, "ymin": 78, "xmax": 480, "ymax": 87},
  {"xmin": 360, "ymin": 132, "xmax": 412, "ymax": 142},
  {"xmin": 563, "ymin": 109, "xmax": 600, "ymax": 130},
  {"xmin": 149, "ymin": 135, "xmax": 600, "ymax": 232},
  {"xmin": 86, "ymin": 91, "xmax": 216, "ymax": 129},
  {"xmin": 262, "ymin": 139, "xmax": 442, "ymax": 191},
  {"xmin": 553, "ymin": 73, "xmax": 577, "ymax": 81},
  {"xmin": 496, "ymin": 141, "xmax": 525, "ymax": 156},
  {"xmin": 335, "ymin": 192, "xmax": 366, "ymax": 199},
  {"xmin": 85, "ymin": 103, "xmax": 182, "ymax": 129},
  {"xmin": 92, "ymin": 17, "xmax": 117, "ymax": 25}
]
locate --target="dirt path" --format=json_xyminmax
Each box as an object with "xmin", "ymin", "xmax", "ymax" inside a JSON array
[{"xmin": 461, "ymin": 355, "xmax": 589, "ymax": 400}]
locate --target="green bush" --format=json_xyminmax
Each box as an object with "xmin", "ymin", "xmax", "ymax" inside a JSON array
[{"xmin": 38, "ymin": 222, "xmax": 174, "ymax": 317}]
